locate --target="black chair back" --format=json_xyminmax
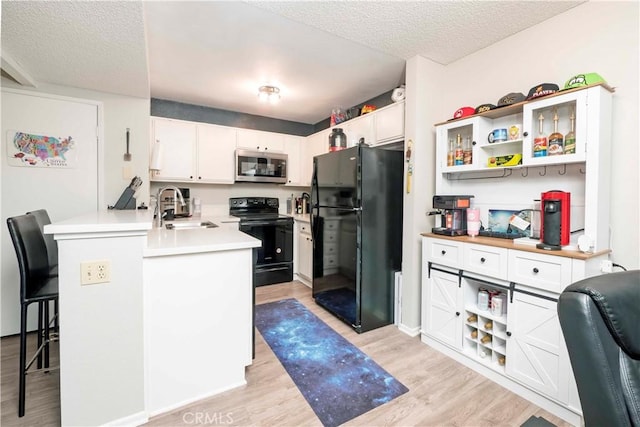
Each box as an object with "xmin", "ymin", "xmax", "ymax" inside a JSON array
[
  {"xmin": 558, "ymin": 270, "xmax": 640, "ymax": 427},
  {"xmin": 26, "ymin": 209, "xmax": 57, "ymax": 268},
  {"xmin": 7, "ymin": 214, "xmax": 51, "ymax": 302}
]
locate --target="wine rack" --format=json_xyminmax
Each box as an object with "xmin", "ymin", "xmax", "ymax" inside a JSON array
[{"xmin": 463, "ymin": 282, "xmax": 508, "ymax": 373}]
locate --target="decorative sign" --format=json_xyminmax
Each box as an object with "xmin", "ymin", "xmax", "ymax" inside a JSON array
[{"xmin": 7, "ymin": 130, "xmax": 77, "ymax": 168}]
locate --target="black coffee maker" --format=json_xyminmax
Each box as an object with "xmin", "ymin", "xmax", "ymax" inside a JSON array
[{"xmin": 431, "ymin": 195, "xmax": 474, "ymax": 236}]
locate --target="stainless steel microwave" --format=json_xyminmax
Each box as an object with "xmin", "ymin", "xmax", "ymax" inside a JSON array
[{"xmin": 235, "ymin": 149, "xmax": 288, "ymax": 184}]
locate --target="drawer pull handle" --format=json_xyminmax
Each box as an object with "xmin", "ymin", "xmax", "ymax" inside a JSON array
[
  {"xmin": 441, "ymin": 250, "xmax": 446, "ymax": 255},
  {"xmin": 506, "ymin": 331, "xmax": 512, "ymax": 337},
  {"xmin": 480, "ymin": 257, "xmax": 486, "ymax": 263},
  {"xmin": 533, "ymin": 267, "xmax": 539, "ymax": 274},
  {"xmin": 455, "ymin": 311, "xmax": 460, "ymax": 316}
]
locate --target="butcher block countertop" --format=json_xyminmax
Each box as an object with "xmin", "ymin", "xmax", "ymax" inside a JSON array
[{"xmin": 421, "ymin": 233, "xmax": 610, "ymax": 260}]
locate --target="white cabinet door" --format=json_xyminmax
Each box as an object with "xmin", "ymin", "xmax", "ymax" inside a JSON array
[
  {"xmin": 196, "ymin": 124, "xmax": 236, "ymax": 183},
  {"xmin": 284, "ymin": 135, "xmax": 302, "ymax": 186},
  {"xmin": 151, "ymin": 117, "xmax": 196, "ymax": 181},
  {"xmin": 422, "ymin": 267, "xmax": 463, "ymax": 350},
  {"xmin": 236, "ymin": 128, "xmax": 284, "ymax": 152},
  {"xmin": 506, "ymin": 291, "xmax": 569, "ymax": 401},
  {"xmin": 375, "ymin": 101, "xmax": 405, "ymax": 144},
  {"xmin": 297, "ymin": 228, "xmax": 313, "ymax": 280},
  {"xmin": 301, "ymin": 129, "xmax": 330, "ymax": 187},
  {"xmin": 341, "ymin": 114, "xmax": 374, "ymax": 147}
]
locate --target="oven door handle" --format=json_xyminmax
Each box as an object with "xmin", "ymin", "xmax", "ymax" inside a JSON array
[{"xmin": 241, "ymin": 219, "xmax": 293, "ymax": 227}]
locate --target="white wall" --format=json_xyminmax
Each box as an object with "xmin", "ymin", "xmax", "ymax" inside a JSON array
[
  {"xmin": 402, "ymin": 57, "xmax": 446, "ymax": 331},
  {"xmin": 401, "ymin": 1, "xmax": 639, "ymax": 331},
  {"xmin": 0, "ymin": 78, "xmax": 150, "ymax": 336},
  {"xmin": 0, "ymin": 79, "xmax": 151, "ymax": 206},
  {"xmin": 437, "ymin": 1, "xmax": 639, "ymax": 270}
]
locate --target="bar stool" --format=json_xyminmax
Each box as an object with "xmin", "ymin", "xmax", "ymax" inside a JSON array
[
  {"xmin": 26, "ymin": 209, "xmax": 59, "ymax": 370},
  {"xmin": 7, "ymin": 214, "xmax": 59, "ymax": 417}
]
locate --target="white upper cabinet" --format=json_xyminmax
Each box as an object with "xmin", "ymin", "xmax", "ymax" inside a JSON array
[
  {"xmin": 374, "ymin": 101, "xmax": 405, "ymax": 144},
  {"xmin": 197, "ymin": 124, "xmax": 237, "ymax": 183},
  {"xmin": 236, "ymin": 128, "xmax": 285, "ymax": 152},
  {"xmin": 150, "ymin": 117, "xmax": 237, "ymax": 184},
  {"xmin": 151, "ymin": 117, "xmax": 197, "ymax": 182},
  {"xmin": 340, "ymin": 113, "xmax": 374, "ymax": 147},
  {"xmin": 284, "ymin": 135, "xmax": 303, "ymax": 186}
]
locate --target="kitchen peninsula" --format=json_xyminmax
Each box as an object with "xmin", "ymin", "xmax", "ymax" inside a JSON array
[{"xmin": 45, "ymin": 210, "xmax": 260, "ymax": 426}]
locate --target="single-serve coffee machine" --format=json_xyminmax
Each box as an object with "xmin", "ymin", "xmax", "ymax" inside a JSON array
[
  {"xmin": 537, "ymin": 190, "xmax": 570, "ymax": 250},
  {"xmin": 160, "ymin": 187, "xmax": 191, "ymax": 218},
  {"xmin": 431, "ymin": 195, "xmax": 474, "ymax": 236}
]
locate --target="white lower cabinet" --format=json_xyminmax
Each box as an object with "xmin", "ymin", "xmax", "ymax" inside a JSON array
[
  {"xmin": 296, "ymin": 220, "xmax": 313, "ymax": 282},
  {"xmin": 506, "ymin": 290, "xmax": 568, "ymax": 401},
  {"xmin": 421, "ymin": 266, "xmax": 462, "ymax": 350},
  {"xmin": 421, "ymin": 235, "xmax": 607, "ymax": 426}
]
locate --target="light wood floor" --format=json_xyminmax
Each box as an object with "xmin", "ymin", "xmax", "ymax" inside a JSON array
[{"xmin": 1, "ymin": 281, "xmax": 571, "ymax": 426}]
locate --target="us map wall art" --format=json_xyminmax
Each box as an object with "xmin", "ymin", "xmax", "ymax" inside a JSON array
[{"xmin": 7, "ymin": 130, "xmax": 78, "ymax": 168}]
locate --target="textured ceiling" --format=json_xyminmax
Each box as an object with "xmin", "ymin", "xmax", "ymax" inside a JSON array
[
  {"xmin": 1, "ymin": 1, "xmax": 149, "ymax": 98},
  {"xmin": 1, "ymin": 1, "xmax": 583, "ymax": 124}
]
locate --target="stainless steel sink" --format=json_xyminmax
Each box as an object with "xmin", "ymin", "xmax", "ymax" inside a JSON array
[{"xmin": 165, "ymin": 221, "xmax": 218, "ymax": 230}]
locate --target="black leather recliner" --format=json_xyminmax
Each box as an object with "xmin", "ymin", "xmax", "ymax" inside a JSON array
[{"xmin": 558, "ymin": 270, "xmax": 640, "ymax": 427}]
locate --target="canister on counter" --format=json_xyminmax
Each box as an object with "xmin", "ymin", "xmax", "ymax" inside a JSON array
[{"xmin": 478, "ymin": 288, "xmax": 489, "ymax": 311}]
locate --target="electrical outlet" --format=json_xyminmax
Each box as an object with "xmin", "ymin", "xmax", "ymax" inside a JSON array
[
  {"xmin": 80, "ymin": 260, "xmax": 111, "ymax": 285},
  {"xmin": 600, "ymin": 260, "xmax": 613, "ymax": 273}
]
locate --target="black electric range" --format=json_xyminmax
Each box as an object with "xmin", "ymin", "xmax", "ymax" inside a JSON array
[{"xmin": 230, "ymin": 197, "xmax": 293, "ymax": 286}]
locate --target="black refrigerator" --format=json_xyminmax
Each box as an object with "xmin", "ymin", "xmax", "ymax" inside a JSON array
[{"xmin": 311, "ymin": 145, "xmax": 403, "ymax": 333}]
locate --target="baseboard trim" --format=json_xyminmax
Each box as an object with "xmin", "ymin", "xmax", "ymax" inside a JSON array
[
  {"xmin": 103, "ymin": 410, "xmax": 148, "ymax": 426},
  {"xmin": 398, "ymin": 323, "xmax": 421, "ymax": 337}
]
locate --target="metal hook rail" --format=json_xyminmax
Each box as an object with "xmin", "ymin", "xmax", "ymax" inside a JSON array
[{"xmin": 446, "ymin": 168, "xmax": 513, "ymax": 180}]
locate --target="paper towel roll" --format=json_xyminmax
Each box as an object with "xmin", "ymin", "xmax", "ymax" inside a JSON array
[{"xmin": 150, "ymin": 140, "xmax": 163, "ymax": 171}]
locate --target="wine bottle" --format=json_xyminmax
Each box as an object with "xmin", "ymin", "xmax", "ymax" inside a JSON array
[
  {"xmin": 467, "ymin": 314, "xmax": 478, "ymax": 323},
  {"xmin": 463, "ymin": 136, "xmax": 473, "ymax": 165},
  {"xmin": 565, "ymin": 109, "xmax": 576, "ymax": 154},
  {"xmin": 471, "ymin": 330, "xmax": 478, "ymax": 339},
  {"xmin": 447, "ymin": 138, "xmax": 454, "ymax": 166},
  {"xmin": 454, "ymin": 134, "xmax": 464, "ymax": 165},
  {"xmin": 548, "ymin": 108, "xmax": 564, "ymax": 155},
  {"xmin": 484, "ymin": 321, "xmax": 493, "ymax": 330},
  {"xmin": 480, "ymin": 334, "xmax": 492, "ymax": 344},
  {"xmin": 533, "ymin": 113, "xmax": 547, "ymax": 157}
]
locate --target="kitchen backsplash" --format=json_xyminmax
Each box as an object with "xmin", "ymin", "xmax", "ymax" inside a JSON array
[{"xmin": 149, "ymin": 182, "xmax": 309, "ymax": 216}]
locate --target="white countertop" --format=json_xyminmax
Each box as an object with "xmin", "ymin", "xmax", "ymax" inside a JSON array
[
  {"xmin": 145, "ymin": 220, "xmax": 260, "ymax": 257},
  {"xmin": 44, "ymin": 209, "xmax": 154, "ymax": 235},
  {"xmin": 290, "ymin": 213, "xmax": 311, "ymax": 223},
  {"xmin": 45, "ymin": 210, "xmax": 259, "ymax": 257}
]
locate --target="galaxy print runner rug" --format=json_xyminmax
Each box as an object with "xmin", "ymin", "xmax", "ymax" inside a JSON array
[{"xmin": 255, "ymin": 298, "xmax": 408, "ymax": 427}]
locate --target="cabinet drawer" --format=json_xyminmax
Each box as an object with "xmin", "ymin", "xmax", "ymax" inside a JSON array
[
  {"xmin": 324, "ymin": 230, "xmax": 338, "ymax": 243},
  {"xmin": 508, "ymin": 250, "xmax": 572, "ymax": 293},
  {"xmin": 464, "ymin": 244, "xmax": 508, "ymax": 280},
  {"xmin": 323, "ymin": 243, "xmax": 338, "ymax": 256},
  {"xmin": 424, "ymin": 238, "xmax": 463, "ymax": 269},
  {"xmin": 324, "ymin": 220, "xmax": 339, "ymax": 232},
  {"xmin": 323, "ymin": 254, "xmax": 338, "ymax": 269}
]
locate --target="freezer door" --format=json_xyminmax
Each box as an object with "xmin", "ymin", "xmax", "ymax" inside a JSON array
[{"xmin": 313, "ymin": 147, "xmax": 359, "ymax": 209}]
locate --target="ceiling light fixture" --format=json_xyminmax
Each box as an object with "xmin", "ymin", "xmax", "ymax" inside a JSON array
[{"xmin": 258, "ymin": 85, "xmax": 280, "ymax": 104}]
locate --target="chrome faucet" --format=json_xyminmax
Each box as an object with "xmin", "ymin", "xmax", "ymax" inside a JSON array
[{"xmin": 154, "ymin": 186, "xmax": 186, "ymax": 228}]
